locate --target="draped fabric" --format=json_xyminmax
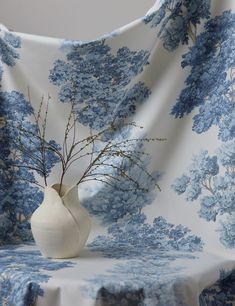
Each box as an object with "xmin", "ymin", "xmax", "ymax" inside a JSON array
[{"xmin": 0, "ymin": 0, "xmax": 235, "ymax": 305}]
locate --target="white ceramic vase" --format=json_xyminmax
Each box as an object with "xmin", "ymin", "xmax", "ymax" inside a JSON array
[{"xmin": 30, "ymin": 183, "xmax": 91, "ymax": 259}]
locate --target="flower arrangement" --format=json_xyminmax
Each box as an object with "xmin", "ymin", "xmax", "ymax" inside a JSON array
[{"xmin": 10, "ymin": 89, "xmax": 165, "ymax": 198}]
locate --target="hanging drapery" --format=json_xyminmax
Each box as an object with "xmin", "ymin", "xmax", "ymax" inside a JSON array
[{"xmin": 0, "ymin": 0, "xmax": 234, "ymax": 305}]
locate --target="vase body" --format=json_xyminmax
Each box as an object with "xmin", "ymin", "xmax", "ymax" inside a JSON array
[{"xmin": 30, "ymin": 184, "xmax": 91, "ymax": 259}]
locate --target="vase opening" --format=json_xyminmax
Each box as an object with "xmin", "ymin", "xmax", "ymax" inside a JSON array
[{"xmin": 51, "ymin": 184, "xmax": 69, "ymax": 197}]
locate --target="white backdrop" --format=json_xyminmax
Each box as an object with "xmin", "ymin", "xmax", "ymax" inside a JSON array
[{"xmin": 0, "ymin": 0, "xmax": 155, "ymax": 40}]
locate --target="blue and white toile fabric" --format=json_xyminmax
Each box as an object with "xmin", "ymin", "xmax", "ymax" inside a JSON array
[{"xmin": 0, "ymin": 0, "xmax": 235, "ymax": 305}]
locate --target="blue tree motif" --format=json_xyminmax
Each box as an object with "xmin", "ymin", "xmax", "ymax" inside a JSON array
[
  {"xmin": 81, "ymin": 127, "xmax": 163, "ymax": 225},
  {"xmin": 0, "ymin": 247, "xmax": 74, "ymax": 306},
  {"xmin": 143, "ymin": 0, "xmax": 211, "ymax": 51},
  {"xmin": 218, "ymin": 214, "xmax": 235, "ymax": 249},
  {"xmin": 0, "ymin": 28, "xmax": 21, "ymax": 81},
  {"xmin": 172, "ymin": 144, "xmax": 235, "ymax": 247},
  {"xmin": 170, "ymin": 9, "xmax": 235, "ymax": 248},
  {"xmin": 199, "ymin": 269, "xmax": 235, "ymax": 306},
  {"xmin": 172, "ymin": 150, "xmax": 219, "ymax": 204},
  {"xmin": 82, "ymin": 213, "xmax": 203, "ymax": 306},
  {"xmin": 88, "ymin": 213, "xmax": 203, "ymax": 259},
  {"xmin": 82, "ymin": 256, "xmax": 197, "ymax": 306},
  {"xmin": 217, "ymin": 141, "xmax": 235, "ymax": 170},
  {"xmin": 0, "ymin": 91, "xmax": 60, "ymax": 244},
  {"xmin": 171, "ymin": 10, "xmax": 235, "ymax": 142},
  {"xmin": 0, "ymin": 31, "xmax": 46, "ymax": 244},
  {"xmin": 49, "ymin": 40, "xmax": 151, "ymax": 130}
]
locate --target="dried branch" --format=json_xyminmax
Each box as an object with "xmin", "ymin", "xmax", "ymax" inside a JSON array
[
  {"xmin": 79, "ymin": 177, "xmax": 141, "ymax": 192},
  {"xmin": 12, "ymin": 90, "xmax": 165, "ymax": 197}
]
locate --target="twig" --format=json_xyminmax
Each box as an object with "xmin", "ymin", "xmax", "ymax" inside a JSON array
[
  {"xmin": 13, "ymin": 89, "xmax": 165, "ymax": 197},
  {"xmin": 79, "ymin": 177, "xmax": 141, "ymax": 192}
]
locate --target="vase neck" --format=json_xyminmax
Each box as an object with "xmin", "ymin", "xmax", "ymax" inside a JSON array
[{"xmin": 44, "ymin": 184, "xmax": 79, "ymax": 205}]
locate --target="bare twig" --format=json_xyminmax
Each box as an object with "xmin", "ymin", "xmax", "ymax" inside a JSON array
[{"xmin": 13, "ymin": 90, "xmax": 165, "ymax": 197}]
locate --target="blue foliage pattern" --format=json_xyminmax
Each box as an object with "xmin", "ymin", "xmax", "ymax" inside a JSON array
[
  {"xmin": 88, "ymin": 213, "xmax": 204, "ymax": 257},
  {"xmin": 82, "ymin": 127, "xmax": 162, "ymax": 224},
  {"xmin": 171, "ymin": 10, "xmax": 235, "ymax": 142},
  {"xmin": 82, "ymin": 257, "xmax": 196, "ymax": 306},
  {"xmin": 171, "ymin": 10, "xmax": 235, "ymax": 248},
  {"xmin": 199, "ymin": 269, "xmax": 235, "ymax": 306},
  {"xmin": 82, "ymin": 214, "xmax": 204, "ymax": 305},
  {"xmin": 0, "ymin": 29, "xmax": 61, "ymax": 245},
  {"xmin": 0, "ymin": 246, "xmax": 74, "ymax": 306},
  {"xmin": 0, "ymin": 28, "xmax": 21, "ymax": 81},
  {"xmin": 0, "ymin": 90, "xmax": 60, "ymax": 244},
  {"xmin": 49, "ymin": 40, "xmax": 151, "ymax": 130},
  {"xmin": 218, "ymin": 213, "xmax": 235, "ymax": 249},
  {"xmin": 0, "ymin": 34, "xmax": 45, "ymax": 245},
  {"xmin": 143, "ymin": 0, "xmax": 211, "ymax": 51},
  {"xmin": 172, "ymin": 145, "xmax": 235, "ymax": 247}
]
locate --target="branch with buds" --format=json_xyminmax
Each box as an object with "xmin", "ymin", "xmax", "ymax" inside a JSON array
[{"xmin": 10, "ymin": 90, "xmax": 166, "ymax": 197}]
